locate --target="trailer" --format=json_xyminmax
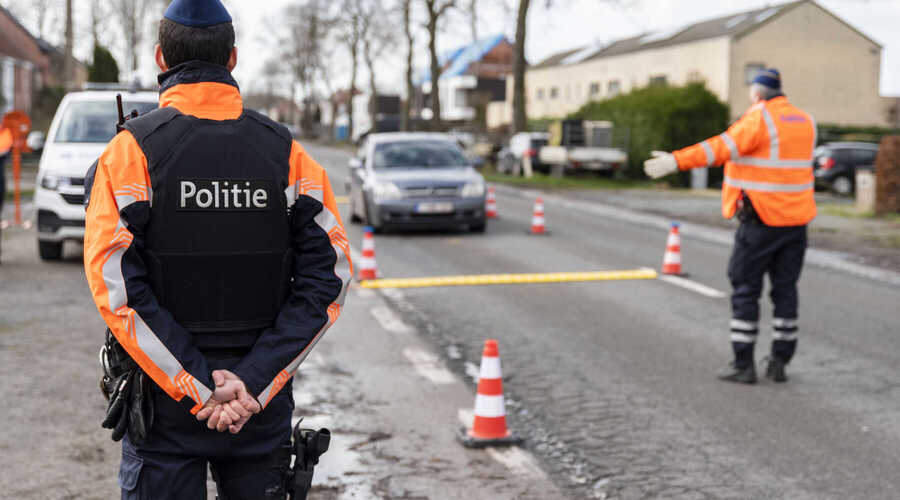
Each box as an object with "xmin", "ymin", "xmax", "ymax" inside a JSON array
[{"xmin": 538, "ymin": 120, "xmax": 628, "ymax": 175}]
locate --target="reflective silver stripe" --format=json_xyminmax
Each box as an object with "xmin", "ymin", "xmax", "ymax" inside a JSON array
[
  {"xmin": 724, "ymin": 177, "xmax": 813, "ymax": 193},
  {"xmin": 761, "ymin": 106, "xmax": 779, "ymax": 159},
  {"xmin": 731, "ymin": 333, "xmax": 757, "ymax": 343},
  {"xmin": 730, "ymin": 319, "xmax": 758, "ymax": 331},
  {"xmin": 720, "ymin": 132, "xmax": 738, "ymax": 159},
  {"xmin": 700, "ymin": 140, "xmax": 715, "ymax": 166},
  {"xmin": 256, "ymin": 187, "xmax": 353, "ymax": 408},
  {"xmin": 772, "ymin": 332, "xmax": 798, "ymax": 341},
  {"xmin": 731, "ymin": 157, "xmax": 813, "ymax": 169},
  {"xmin": 773, "ymin": 318, "xmax": 798, "ymax": 329},
  {"xmin": 101, "ymin": 211, "xmax": 211, "ymax": 406}
]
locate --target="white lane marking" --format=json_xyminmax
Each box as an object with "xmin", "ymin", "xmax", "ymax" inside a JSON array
[
  {"xmin": 456, "ymin": 409, "xmax": 548, "ymax": 479},
  {"xmin": 402, "ymin": 348, "xmax": 457, "ymax": 385},
  {"xmin": 464, "ymin": 361, "xmax": 481, "ymax": 383},
  {"xmin": 369, "ymin": 305, "xmax": 414, "ymax": 335},
  {"xmin": 657, "ymin": 274, "xmax": 727, "ymax": 299}
]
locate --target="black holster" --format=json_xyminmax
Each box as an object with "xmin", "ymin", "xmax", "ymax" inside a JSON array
[
  {"xmin": 99, "ymin": 330, "xmax": 154, "ymax": 443},
  {"xmin": 736, "ymin": 192, "xmax": 761, "ymax": 224},
  {"xmin": 279, "ymin": 420, "xmax": 330, "ymax": 500}
]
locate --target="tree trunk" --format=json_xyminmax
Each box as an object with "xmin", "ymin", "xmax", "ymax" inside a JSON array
[
  {"xmin": 428, "ymin": 17, "xmax": 442, "ymax": 128},
  {"xmin": 469, "ymin": 0, "xmax": 478, "ymax": 43},
  {"xmin": 63, "ymin": 0, "xmax": 73, "ymax": 88},
  {"xmin": 512, "ymin": 0, "xmax": 530, "ymax": 133},
  {"xmin": 364, "ymin": 39, "xmax": 378, "ymax": 134},
  {"xmin": 402, "ymin": 0, "xmax": 414, "ymax": 131},
  {"xmin": 348, "ymin": 43, "xmax": 358, "ymax": 142}
]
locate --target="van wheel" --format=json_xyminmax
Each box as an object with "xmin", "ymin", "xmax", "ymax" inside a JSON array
[
  {"xmin": 831, "ymin": 175, "xmax": 853, "ymax": 197},
  {"xmin": 39, "ymin": 241, "xmax": 63, "ymax": 261}
]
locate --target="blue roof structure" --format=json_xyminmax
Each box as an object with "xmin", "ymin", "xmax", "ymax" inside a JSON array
[{"xmin": 418, "ymin": 34, "xmax": 508, "ymax": 85}]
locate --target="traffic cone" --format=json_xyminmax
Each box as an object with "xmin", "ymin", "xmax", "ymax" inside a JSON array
[
  {"xmin": 358, "ymin": 227, "xmax": 378, "ymax": 280},
  {"xmin": 661, "ymin": 222, "xmax": 684, "ymax": 275},
  {"xmin": 530, "ymin": 197, "xmax": 546, "ymax": 235},
  {"xmin": 458, "ymin": 339, "xmax": 521, "ymax": 448},
  {"xmin": 485, "ymin": 187, "xmax": 498, "ymax": 219}
]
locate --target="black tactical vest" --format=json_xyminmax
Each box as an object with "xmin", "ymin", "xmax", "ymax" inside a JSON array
[{"xmin": 124, "ymin": 106, "xmax": 293, "ymax": 350}]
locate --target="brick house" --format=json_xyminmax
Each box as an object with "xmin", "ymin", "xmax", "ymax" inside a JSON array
[{"xmin": 0, "ymin": 5, "xmax": 50, "ymax": 115}]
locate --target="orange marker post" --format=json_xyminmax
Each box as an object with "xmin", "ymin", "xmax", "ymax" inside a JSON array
[{"xmin": 2, "ymin": 111, "xmax": 32, "ymax": 226}]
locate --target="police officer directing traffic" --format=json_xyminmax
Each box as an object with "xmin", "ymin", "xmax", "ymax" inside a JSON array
[
  {"xmin": 644, "ymin": 69, "xmax": 816, "ymax": 384},
  {"xmin": 83, "ymin": 0, "xmax": 352, "ymax": 497}
]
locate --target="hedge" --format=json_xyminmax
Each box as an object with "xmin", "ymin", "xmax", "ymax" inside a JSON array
[{"xmin": 566, "ymin": 83, "xmax": 729, "ymax": 183}]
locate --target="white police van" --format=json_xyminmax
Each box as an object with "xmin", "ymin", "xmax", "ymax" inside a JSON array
[{"xmin": 35, "ymin": 88, "xmax": 157, "ymax": 260}]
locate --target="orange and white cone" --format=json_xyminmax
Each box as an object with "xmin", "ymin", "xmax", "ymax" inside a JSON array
[
  {"xmin": 661, "ymin": 222, "xmax": 684, "ymax": 275},
  {"xmin": 485, "ymin": 187, "xmax": 498, "ymax": 219},
  {"xmin": 530, "ymin": 197, "xmax": 546, "ymax": 235},
  {"xmin": 459, "ymin": 339, "xmax": 521, "ymax": 448},
  {"xmin": 358, "ymin": 227, "xmax": 378, "ymax": 280}
]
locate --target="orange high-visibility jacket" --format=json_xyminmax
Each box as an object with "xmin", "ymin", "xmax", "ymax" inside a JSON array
[
  {"xmin": 0, "ymin": 126, "xmax": 12, "ymax": 155},
  {"xmin": 673, "ymin": 96, "xmax": 817, "ymax": 227}
]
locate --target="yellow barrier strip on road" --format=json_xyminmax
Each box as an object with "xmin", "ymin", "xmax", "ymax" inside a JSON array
[
  {"xmin": 359, "ymin": 269, "xmax": 659, "ymax": 289},
  {"xmin": 335, "ymin": 195, "xmax": 350, "ymax": 204}
]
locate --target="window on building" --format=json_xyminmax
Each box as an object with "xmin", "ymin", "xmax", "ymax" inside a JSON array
[
  {"xmin": 550, "ymin": 87, "xmax": 559, "ymax": 99},
  {"xmin": 536, "ymin": 88, "xmax": 545, "ymax": 100},
  {"xmin": 589, "ymin": 82, "xmax": 601, "ymax": 97},
  {"xmin": 607, "ymin": 80, "xmax": 621, "ymax": 97},
  {"xmin": 649, "ymin": 75, "xmax": 668, "ymax": 87},
  {"xmin": 745, "ymin": 63, "xmax": 765, "ymax": 84}
]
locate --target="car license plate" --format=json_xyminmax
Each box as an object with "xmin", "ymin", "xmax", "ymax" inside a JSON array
[{"xmin": 416, "ymin": 202, "xmax": 454, "ymax": 214}]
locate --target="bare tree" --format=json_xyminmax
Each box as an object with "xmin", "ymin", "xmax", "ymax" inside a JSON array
[
  {"xmin": 423, "ymin": 0, "xmax": 455, "ymax": 128},
  {"xmin": 339, "ymin": 0, "xmax": 366, "ymax": 141},
  {"xmin": 512, "ymin": 0, "xmax": 530, "ymax": 132},
  {"xmin": 282, "ymin": 0, "xmax": 336, "ymax": 136},
  {"xmin": 30, "ymin": 0, "xmax": 53, "ymax": 39},
  {"xmin": 114, "ymin": 0, "xmax": 150, "ymax": 73},
  {"xmin": 468, "ymin": 0, "xmax": 478, "ymax": 43},
  {"xmin": 362, "ymin": 1, "xmax": 396, "ymax": 130},
  {"xmin": 401, "ymin": 0, "xmax": 415, "ymax": 131},
  {"xmin": 89, "ymin": 0, "xmax": 108, "ymax": 46},
  {"xmin": 63, "ymin": 0, "xmax": 73, "ymax": 88}
]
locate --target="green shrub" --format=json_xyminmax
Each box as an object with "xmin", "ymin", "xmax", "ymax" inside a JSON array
[
  {"xmin": 88, "ymin": 44, "xmax": 120, "ymax": 83},
  {"xmin": 568, "ymin": 83, "xmax": 729, "ymax": 184},
  {"xmin": 816, "ymin": 124, "xmax": 900, "ymax": 145}
]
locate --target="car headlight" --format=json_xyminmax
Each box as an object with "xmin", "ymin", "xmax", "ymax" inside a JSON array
[
  {"xmin": 461, "ymin": 180, "xmax": 485, "ymax": 198},
  {"xmin": 40, "ymin": 174, "xmax": 70, "ymax": 191},
  {"xmin": 372, "ymin": 181, "xmax": 403, "ymax": 202}
]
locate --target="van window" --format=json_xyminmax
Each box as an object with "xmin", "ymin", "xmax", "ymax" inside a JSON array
[{"xmin": 54, "ymin": 100, "xmax": 157, "ymax": 143}]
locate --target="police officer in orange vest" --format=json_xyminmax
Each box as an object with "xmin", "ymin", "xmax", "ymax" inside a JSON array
[
  {"xmin": 0, "ymin": 123, "xmax": 12, "ymax": 263},
  {"xmin": 644, "ymin": 69, "xmax": 816, "ymax": 384},
  {"xmin": 83, "ymin": 0, "xmax": 351, "ymax": 497}
]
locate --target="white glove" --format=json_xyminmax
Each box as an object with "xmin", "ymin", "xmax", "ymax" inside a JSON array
[{"xmin": 643, "ymin": 151, "xmax": 678, "ymax": 179}]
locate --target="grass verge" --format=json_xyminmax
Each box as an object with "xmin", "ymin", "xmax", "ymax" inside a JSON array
[
  {"xmin": 482, "ymin": 171, "xmax": 652, "ymax": 190},
  {"xmin": 4, "ymin": 189, "xmax": 34, "ymax": 201},
  {"xmin": 820, "ymin": 204, "xmax": 900, "ymax": 222}
]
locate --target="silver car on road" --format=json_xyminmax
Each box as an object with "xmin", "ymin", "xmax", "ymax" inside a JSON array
[{"xmin": 346, "ymin": 133, "xmax": 487, "ymax": 232}]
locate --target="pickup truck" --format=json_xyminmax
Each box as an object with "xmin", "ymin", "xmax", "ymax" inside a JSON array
[{"xmin": 538, "ymin": 120, "xmax": 628, "ymax": 175}]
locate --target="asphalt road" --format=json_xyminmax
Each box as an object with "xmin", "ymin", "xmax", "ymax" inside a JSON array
[{"xmin": 305, "ymin": 142, "xmax": 900, "ymax": 500}]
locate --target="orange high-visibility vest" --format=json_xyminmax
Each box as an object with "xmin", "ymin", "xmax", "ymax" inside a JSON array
[
  {"xmin": 0, "ymin": 126, "xmax": 12, "ymax": 155},
  {"xmin": 673, "ymin": 96, "xmax": 817, "ymax": 227}
]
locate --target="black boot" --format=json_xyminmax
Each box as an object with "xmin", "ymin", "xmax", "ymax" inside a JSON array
[
  {"xmin": 764, "ymin": 357, "xmax": 788, "ymax": 383},
  {"xmin": 717, "ymin": 362, "xmax": 757, "ymax": 384}
]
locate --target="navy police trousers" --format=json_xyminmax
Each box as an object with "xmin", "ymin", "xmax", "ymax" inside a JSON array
[
  {"xmin": 727, "ymin": 221, "xmax": 807, "ymax": 368},
  {"xmin": 119, "ymin": 358, "xmax": 293, "ymax": 500}
]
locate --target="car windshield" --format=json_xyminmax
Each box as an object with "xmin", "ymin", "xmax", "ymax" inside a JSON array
[
  {"xmin": 54, "ymin": 100, "xmax": 158, "ymax": 143},
  {"xmin": 373, "ymin": 140, "xmax": 469, "ymax": 169}
]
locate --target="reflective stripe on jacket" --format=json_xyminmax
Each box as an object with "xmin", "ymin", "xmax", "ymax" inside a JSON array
[
  {"xmin": 673, "ymin": 96, "xmax": 817, "ymax": 227},
  {"xmin": 84, "ymin": 63, "xmax": 352, "ymax": 414}
]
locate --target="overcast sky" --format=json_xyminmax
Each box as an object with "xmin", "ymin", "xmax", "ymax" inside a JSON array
[{"xmin": 5, "ymin": 0, "xmax": 900, "ymax": 96}]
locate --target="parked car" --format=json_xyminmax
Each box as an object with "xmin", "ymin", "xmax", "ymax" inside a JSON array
[
  {"xmin": 345, "ymin": 133, "xmax": 487, "ymax": 232},
  {"xmin": 813, "ymin": 141, "xmax": 879, "ymax": 196},
  {"xmin": 35, "ymin": 90, "xmax": 158, "ymax": 260},
  {"xmin": 497, "ymin": 132, "xmax": 549, "ymax": 176}
]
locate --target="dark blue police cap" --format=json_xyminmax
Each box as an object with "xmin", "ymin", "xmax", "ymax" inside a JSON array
[
  {"xmin": 164, "ymin": 0, "xmax": 232, "ymax": 28},
  {"xmin": 752, "ymin": 68, "xmax": 781, "ymax": 90}
]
